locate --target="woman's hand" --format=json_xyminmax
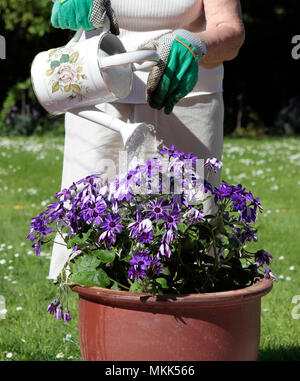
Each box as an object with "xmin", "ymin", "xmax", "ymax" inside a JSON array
[
  {"xmin": 51, "ymin": 0, "xmax": 119, "ymax": 35},
  {"xmin": 141, "ymin": 30, "xmax": 207, "ymax": 115}
]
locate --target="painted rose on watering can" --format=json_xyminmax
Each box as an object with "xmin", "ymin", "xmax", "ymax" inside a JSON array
[{"xmin": 46, "ymin": 47, "xmax": 89, "ymax": 99}]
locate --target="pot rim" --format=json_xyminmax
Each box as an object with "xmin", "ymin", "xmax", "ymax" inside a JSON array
[{"xmin": 72, "ymin": 277, "xmax": 273, "ymax": 311}]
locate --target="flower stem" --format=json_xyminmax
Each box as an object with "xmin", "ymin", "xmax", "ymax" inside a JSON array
[{"xmin": 108, "ymin": 277, "xmax": 130, "ymax": 290}]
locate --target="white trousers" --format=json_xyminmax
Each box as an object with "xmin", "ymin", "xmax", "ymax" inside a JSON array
[{"xmin": 48, "ymin": 93, "xmax": 224, "ymax": 279}]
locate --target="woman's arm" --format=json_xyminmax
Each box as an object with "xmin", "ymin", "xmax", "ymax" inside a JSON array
[{"xmin": 196, "ymin": 0, "xmax": 245, "ymax": 68}]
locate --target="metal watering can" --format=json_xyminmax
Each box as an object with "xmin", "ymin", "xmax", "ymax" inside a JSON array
[{"xmin": 31, "ymin": 17, "xmax": 159, "ymax": 152}]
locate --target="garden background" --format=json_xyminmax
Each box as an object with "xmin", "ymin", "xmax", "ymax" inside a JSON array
[{"xmin": 0, "ymin": 0, "xmax": 299, "ymax": 362}]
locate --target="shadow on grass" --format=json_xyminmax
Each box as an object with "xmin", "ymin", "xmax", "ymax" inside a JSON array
[{"xmin": 258, "ymin": 346, "xmax": 300, "ymax": 361}]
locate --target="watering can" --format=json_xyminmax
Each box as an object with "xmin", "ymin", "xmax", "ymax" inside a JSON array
[{"xmin": 31, "ymin": 17, "xmax": 160, "ymax": 153}]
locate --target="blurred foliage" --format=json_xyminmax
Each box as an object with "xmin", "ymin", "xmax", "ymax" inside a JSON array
[
  {"xmin": 223, "ymin": 0, "xmax": 300, "ymax": 136},
  {"xmin": 0, "ymin": 0, "xmax": 52, "ymax": 37},
  {"xmin": 274, "ymin": 97, "xmax": 300, "ymax": 135},
  {"xmin": 0, "ymin": 0, "xmax": 69, "ymax": 135},
  {"xmin": 0, "ymin": 0, "xmax": 299, "ymax": 136},
  {"xmin": 0, "ymin": 78, "xmax": 64, "ymax": 136}
]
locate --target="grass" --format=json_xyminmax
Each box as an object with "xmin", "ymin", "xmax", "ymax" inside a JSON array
[{"xmin": 0, "ymin": 135, "xmax": 299, "ymax": 361}]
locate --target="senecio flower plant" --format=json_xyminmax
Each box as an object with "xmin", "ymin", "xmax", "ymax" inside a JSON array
[{"xmin": 28, "ymin": 146, "xmax": 275, "ymax": 322}]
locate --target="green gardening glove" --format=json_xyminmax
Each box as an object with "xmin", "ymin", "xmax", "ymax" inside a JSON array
[
  {"xmin": 51, "ymin": 0, "xmax": 119, "ymax": 35},
  {"xmin": 142, "ymin": 30, "xmax": 207, "ymax": 114}
]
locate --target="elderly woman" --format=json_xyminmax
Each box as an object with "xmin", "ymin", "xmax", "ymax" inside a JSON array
[{"xmin": 49, "ymin": 0, "xmax": 245, "ymax": 279}]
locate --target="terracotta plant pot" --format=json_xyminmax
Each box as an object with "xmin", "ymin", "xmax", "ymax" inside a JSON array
[{"xmin": 72, "ymin": 277, "xmax": 273, "ymax": 361}]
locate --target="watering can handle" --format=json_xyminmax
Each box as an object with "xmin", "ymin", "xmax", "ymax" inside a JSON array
[
  {"xmin": 100, "ymin": 49, "xmax": 160, "ymax": 72},
  {"xmin": 65, "ymin": 14, "xmax": 111, "ymax": 47}
]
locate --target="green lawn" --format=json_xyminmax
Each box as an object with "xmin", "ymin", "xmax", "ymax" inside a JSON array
[{"xmin": 0, "ymin": 135, "xmax": 299, "ymax": 361}]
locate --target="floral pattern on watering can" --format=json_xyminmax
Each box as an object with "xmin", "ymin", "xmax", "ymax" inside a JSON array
[{"xmin": 46, "ymin": 46, "xmax": 89, "ymax": 99}]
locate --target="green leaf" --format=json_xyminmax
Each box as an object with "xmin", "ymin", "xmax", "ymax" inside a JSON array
[
  {"xmin": 60, "ymin": 54, "xmax": 69, "ymax": 63},
  {"xmin": 95, "ymin": 250, "xmax": 116, "ymax": 263},
  {"xmin": 161, "ymin": 266, "xmax": 170, "ymax": 276},
  {"xmin": 129, "ymin": 280, "xmax": 145, "ymax": 293},
  {"xmin": 49, "ymin": 49, "xmax": 57, "ymax": 58},
  {"xmin": 51, "ymin": 82, "xmax": 59, "ymax": 93},
  {"xmin": 110, "ymin": 282, "xmax": 120, "ymax": 291},
  {"xmin": 69, "ymin": 268, "xmax": 110, "ymax": 287},
  {"xmin": 71, "ymin": 84, "xmax": 81, "ymax": 93},
  {"xmin": 70, "ymin": 254, "xmax": 100, "ymax": 274},
  {"xmin": 50, "ymin": 60, "xmax": 60, "ymax": 70},
  {"xmin": 95, "ymin": 268, "xmax": 111, "ymax": 288},
  {"xmin": 66, "ymin": 230, "xmax": 92, "ymax": 249},
  {"xmin": 69, "ymin": 254, "xmax": 110, "ymax": 287},
  {"xmin": 156, "ymin": 277, "xmax": 169, "ymax": 289},
  {"xmin": 46, "ymin": 69, "xmax": 53, "ymax": 77},
  {"xmin": 69, "ymin": 51, "xmax": 79, "ymax": 63}
]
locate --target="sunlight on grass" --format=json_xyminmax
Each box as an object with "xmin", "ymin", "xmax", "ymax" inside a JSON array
[{"xmin": 0, "ymin": 135, "xmax": 299, "ymax": 361}]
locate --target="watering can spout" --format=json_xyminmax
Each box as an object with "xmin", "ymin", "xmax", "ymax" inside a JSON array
[
  {"xmin": 72, "ymin": 107, "xmax": 159, "ymax": 165},
  {"xmin": 74, "ymin": 107, "xmax": 142, "ymax": 144}
]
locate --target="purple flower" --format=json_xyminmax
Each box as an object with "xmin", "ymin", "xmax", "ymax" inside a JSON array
[
  {"xmin": 204, "ymin": 158, "xmax": 223, "ymax": 173},
  {"xmin": 63, "ymin": 311, "xmax": 72, "ymax": 323},
  {"xmin": 138, "ymin": 218, "xmax": 153, "ymax": 234},
  {"xmin": 55, "ymin": 305, "xmax": 63, "ymax": 320},
  {"xmin": 128, "ymin": 214, "xmax": 153, "ymax": 241},
  {"xmin": 183, "ymin": 207, "xmax": 204, "ymax": 224},
  {"xmin": 162, "ymin": 229, "xmax": 175, "ymax": 245},
  {"xmin": 159, "ymin": 145, "xmax": 199, "ymax": 166},
  {"xmin": 128, "ymin": 249, "xmax": 162, "ymax": 281},
  {"xmin": 264, "ymin": 268, "xmax": 276, "ymax": 280},
  {"xmin": 158, "ymin": 242, "xmax": 172, "ymax": 259},
  {"xmin": 47, "ymin": 298, "xmax": 59, "ymax": 315},
  {"xmin": 240, "ymin": 205, "xmax": 258, "ymax": 224},
  {"xmin": 237, "ymin": 225, "xmax": 258, "ymax": 243},
  {"xmin": 162, "ymin": 210, "xmax": 183, "ymax": 231},
  {"xmin": 98, "ymin": 230, "xmax": 116, "ymax": 249},
  {"xmin": 159, "ymin": 144, "xmax": 184, "ymax": 159},
  {"xmin": 81, "ymin": 198, "xmax": 106, "ymax": 225},
  {"xmin": 255, "ymin": 250, "xmax": 273, "ymax": 267},
  {"xmin": 98, "ymin": 215, "xmax": 123, "ymax": 249},
  {"xmin": 45, "ymin": 201, "xmax": 65, "ymax": 224},
  {"xmin": 54, "ymin": 186, "xmax": 73, "ymax": 201},
  {"xmin": 27, "ymin": 215, "xmax": 53, "ymax": 255},
  {"xmin": 100, "ymin": 214, "xmax": 123, "ymax": 232},
  {"xmin": 28, "ymin": 216, "xmax": 53, "ymax": 237},
  {"xmin": 32, "ymin": 241, "xmax": 42, "ymax": 256},
  {"xmin": 171, "ymin": 194, "xmax": 189, "ymax": 212},
  {"xmin": 137, "ymin": 230, "xmax": 153, "ymax": 244},
  {"xmin": 76, "ymin": 174, "xmax": 102, "ymax": 186},
  {"xmin": 213, "ymin": 181, "xmax": 235, "ymax": 201},
  {"xmin": 145, "ymin": 198, "xmax": 169, "ymax": 222},
  {"xmin": 213, "ymin": 181, "xmax": 261, "ymax": 224},
  {"xmin": 232, "ymin": 194, "xmax": 247, "ymax": 212}
]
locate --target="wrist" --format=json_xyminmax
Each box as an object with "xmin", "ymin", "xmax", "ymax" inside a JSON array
[{"xmin": 173, "ymin": 29, "xmax": 207, "ymax": 61}]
